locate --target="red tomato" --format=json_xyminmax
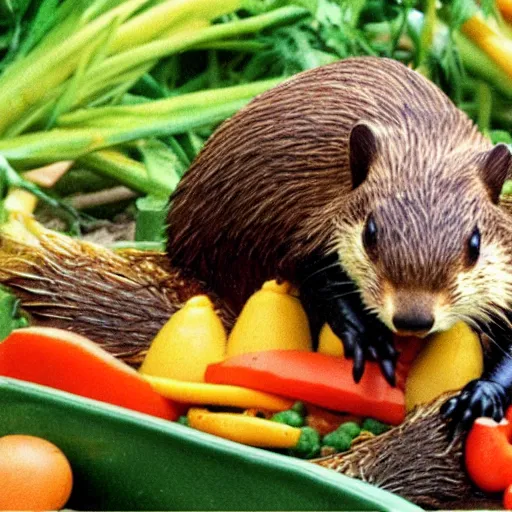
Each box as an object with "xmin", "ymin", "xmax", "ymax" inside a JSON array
[{"xmin": 504, "ymin": 484, "xmax": 512, "ymax": 510}]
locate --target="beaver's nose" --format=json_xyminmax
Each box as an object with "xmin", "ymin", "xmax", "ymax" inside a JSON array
[{"xmin": 392, "ymin": 314, "xmax": 434, "ymax": 334}]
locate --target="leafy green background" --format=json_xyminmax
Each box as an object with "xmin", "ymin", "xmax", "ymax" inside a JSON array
[{"xmin": 0, "ymin": 0, "xmax": 510, "ymax": 338}]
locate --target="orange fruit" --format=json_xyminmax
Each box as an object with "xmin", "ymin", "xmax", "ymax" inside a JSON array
[{"xmin": 0, "ymin": 434, "xmax": 73, "ymax": 510}]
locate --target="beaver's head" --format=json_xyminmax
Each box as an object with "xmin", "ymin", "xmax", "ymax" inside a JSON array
[{"xmin": 334, "ymin": 122, "xmax": 512, "ymax": 337}]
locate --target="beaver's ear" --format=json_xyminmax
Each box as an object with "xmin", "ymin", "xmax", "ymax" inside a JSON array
[
  {"xmin": 349, "ymin": 122, "xmax": 379, "ymax": 189},
  {"xmin": 479, "ymin": 144, "xmax": 511, "ymax": 203}
]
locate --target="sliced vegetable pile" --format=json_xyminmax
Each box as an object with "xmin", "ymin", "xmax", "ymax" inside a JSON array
[
  {"xmin": 0, "ymin": 0, "xmax": 510, "ymax": 503},
  {"xmin": 0, "ymin": 277, "xmax": 488, "ymax": 464},
  {"xmin": 135, "ymin": 279, "xmax": 486, "ymax": 457}
]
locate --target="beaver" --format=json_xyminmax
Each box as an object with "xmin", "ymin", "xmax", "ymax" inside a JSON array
[{"xmin": 166, "ymin": 56, "xmax": 512, "ymax": 431}]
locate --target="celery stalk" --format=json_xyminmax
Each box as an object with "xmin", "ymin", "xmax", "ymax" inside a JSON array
[
  {"xmin": 0, "ymin": 98, "xmax": 254, "ymax": 165},
  {"xmin": 476, "ymin": 82, "xmax": 492, "ymax": 135},
  {"xmin": 86, "ymin": 7, "xmax": 308, "ymax": 86},
  {"xmin": 0, "ymin": 6, "xmax": 303, "ymax": 138},
  {"xmin": 80, "ymin": 151, "xmax": 165, "ymax": 196},
  {"xmin": 58, "ymin": 78, "xmax": 283, "ymax": 126},
  {"xmin": 417, "ymin": 0, "xmax": 437, "ymax": 76},
  {"xmin": 0, "ymin": 0, "xmax": 152, "ymax": 135},
  {"xmin": 110, "ymin": 0, "xmax": 242, "ymax": 53}
]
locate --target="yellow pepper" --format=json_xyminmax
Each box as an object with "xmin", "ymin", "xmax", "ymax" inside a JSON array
[
  {"xmin": 187, "ymin": 408, "xmax": 302, "ymax": 448},
  {"xmin": 140, "ymin": 295, "xmax": 226, "ymax": 382},
  {"xmin": 317, "ymin": 323, "xmax": 344, "ymax": 357},
  {"xmin": 143, "ymin": 375, "xmax": 292, "ymax": 411},
  {"xmin": 226, "ymin": 280, "xmax": 312, "ymax": 357},
  {"xmin": 405, "ymin": 322, "xmax": 484, "ymax": 411}
]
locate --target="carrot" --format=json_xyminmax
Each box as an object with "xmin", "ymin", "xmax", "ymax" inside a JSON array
[
  {"xmin": 205, "ymin": 350, "xmax": 406, "ymax": 425},
  {"xmin": 0, "ymin": 327, "xmax": 179, "ymax": 421}
]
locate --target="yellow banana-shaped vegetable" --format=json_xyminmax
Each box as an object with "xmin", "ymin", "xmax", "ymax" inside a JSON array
[
  {"xmin": 143, "ymin": 375, "xmax": 292, "ymax": 411},
  {"xmin": 317, "ymin": 324, "xmax": 344, "ymax": 357},
  {"xmin": 188, "ymin": 408, "xmax": 302, "ymax": 448}
]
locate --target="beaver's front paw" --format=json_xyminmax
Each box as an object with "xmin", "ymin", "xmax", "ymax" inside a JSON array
[
  {"xmin": 440, "ymin": 379, "xmax": 509, "ymax": 436},
  {"xmin": 298, "ymin": 252, "xmax": 397, "ymax": 386},
  {"xmin": 325, "ymin": 297, "xmax": 397, "ymax": 385}
]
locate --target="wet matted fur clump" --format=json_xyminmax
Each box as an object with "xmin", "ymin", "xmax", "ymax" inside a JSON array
[{"xmin": 0, "ymin": 216, "xmax": 235, "ymax": 366}]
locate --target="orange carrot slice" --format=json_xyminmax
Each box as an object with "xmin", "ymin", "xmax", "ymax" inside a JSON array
[{"xmin": 0, "ymin": 327, "xmax": 178, "ymax": 421}]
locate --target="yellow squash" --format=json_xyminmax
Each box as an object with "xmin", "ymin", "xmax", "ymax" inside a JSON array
[
  {"xmin": 140, "ymin": 295, "xmax": 226, "ymax": 382},
  {"xmin": 405, "ymin": 322, "xmax": 484, "ymax": 411},
  {"xmin": 143, "ymin": 375, "xmax": 292, "ymax": 411},
  {"xmin": 317, "ymin": 323, "xmax": 344, "ymax": 357},
  {"xmin": 226, "ymin": 280, "xmax": 312, "ymax": 357},
  {"xmin": 187, "ymin": 408, "xmax": 301, "ymax": 448}
]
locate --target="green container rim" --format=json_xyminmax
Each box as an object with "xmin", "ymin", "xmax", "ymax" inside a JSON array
[{"xmin": 0, "ymin": 376, "xmax": 423, "ymax": 511}]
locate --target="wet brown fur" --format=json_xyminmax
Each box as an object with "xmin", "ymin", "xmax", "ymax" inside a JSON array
[{"xmin": 167, "ymin": 57, "xmax": 512, "ymax": 329}]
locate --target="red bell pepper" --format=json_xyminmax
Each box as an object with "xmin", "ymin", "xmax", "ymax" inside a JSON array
[
  {"xmin": 465, "ymin": 407, "xmax": 512, "ymax": 493},
  {"xmin": 0, "ymin": 327, "xmax": 179, "ymax": 421},
  {"xmin": 205, "ymin": 350, "xmax": 406, "ymax": 425},
  {"xmin": 394, "ymin": 335, "xmax": 424, "ymax": 390}
]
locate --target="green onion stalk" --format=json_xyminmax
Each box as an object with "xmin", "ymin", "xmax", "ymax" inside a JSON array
[
  {"xmin": 0, "ymin": 1, "xmax": 308, "ymax": 197},
  {"xmin": 0, "ymin": 79, "xmax": 282, "ymax": 196},
  {"xmin": 0, "ymin": 0, "xmax": 247, "ymax": 134},
  {"xmin": 0, "ymin": 3, "xmax": 306, "ymax": 131}
]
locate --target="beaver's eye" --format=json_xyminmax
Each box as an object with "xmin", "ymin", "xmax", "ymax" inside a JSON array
[
  {"xmin": 363, "ymin": 213, "xmax": 378, "ymax": 259},
  {"xmin": 466, "ymin": 226, "xmax": 481, "ymax": 267}
]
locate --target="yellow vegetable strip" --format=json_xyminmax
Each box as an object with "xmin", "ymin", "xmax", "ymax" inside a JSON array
[
  {"xmin": 110, "ymin": 0, "xmax": 241, "ymax": 53},
  {"xmin": 188, "ymin": 408, "xmax": 301, "ymax": 448},
  {"xmin": 143, "ymin": 375, "xmax": 292, "ymax": 411},
  {"xmin": 4, "ymin": 189, "xmax": 38, "ymax": 216},
  {"xmin": 22, "ymin": 161, "xmax": 74, "ymax": 188},
  {"xmin": 462, "ymin": 15, "xmax": 512, "ymax": 79}
]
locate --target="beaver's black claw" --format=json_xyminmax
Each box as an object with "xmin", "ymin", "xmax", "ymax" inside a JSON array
[
  {"xmin": 441, "ymin": 379, "xmax": 509, "ymax": 437},
  {"xmin": 298, "ymin": 253, "xmax": 397, "ymax": 387},
  {"xmin": 325, "ymin": 297, "xmax": 397, "ymax": 386}
]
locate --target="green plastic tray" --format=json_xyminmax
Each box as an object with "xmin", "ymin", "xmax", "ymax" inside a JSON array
[{"xmin": 0, "ymin": 377, "xmax": 422, "ymax": 511}]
